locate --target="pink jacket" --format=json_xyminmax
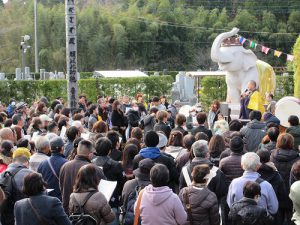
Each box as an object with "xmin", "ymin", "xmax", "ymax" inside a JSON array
[{"xmin": 139, "ymin": 185, "xmax": 187, "ymax": 225}]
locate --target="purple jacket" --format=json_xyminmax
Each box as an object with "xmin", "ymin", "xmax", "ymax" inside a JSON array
[{"xmin": 139, "ymin": 185, "xmax": 187, "ymax": 225}]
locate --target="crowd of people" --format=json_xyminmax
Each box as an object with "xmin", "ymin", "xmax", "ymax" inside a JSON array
[{"xmin": 0, "ymin": 92, "xmax": 299, "ymax": 225}]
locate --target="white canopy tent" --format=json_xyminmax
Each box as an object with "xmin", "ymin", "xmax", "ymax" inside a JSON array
[{"xmin": 93, "ymin": 70, "xmax": 148, "ymax": 78}]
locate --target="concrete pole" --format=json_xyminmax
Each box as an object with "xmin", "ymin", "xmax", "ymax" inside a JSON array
[
  {"xmin": 34, "ymin": 0, "xmax": 39, "ymax": 73},
  {"xmin": 65, "ymin": 0, "xmax": 78, "ymax": 108}
]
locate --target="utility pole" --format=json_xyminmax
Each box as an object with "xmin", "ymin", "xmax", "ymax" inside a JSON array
[
  {"xmin": 65, "ymin": 0, "xmax": 78, "ymax": 108},
  {"xmin": 34, "ymin": 0, "xmax": 39, "ymax": 73}
]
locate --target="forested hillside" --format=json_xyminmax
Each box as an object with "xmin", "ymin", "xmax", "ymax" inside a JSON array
[{"xmin": 0, "ymin": 0, "xmax": 299, "ymax": 73}]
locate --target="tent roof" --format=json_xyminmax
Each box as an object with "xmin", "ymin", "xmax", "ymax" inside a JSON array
[{"xmin": 93, "ymin": 70, "xmax": 148, "ymax": 78}]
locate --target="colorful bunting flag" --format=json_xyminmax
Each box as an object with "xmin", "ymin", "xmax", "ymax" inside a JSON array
[
  {"xmin": 250, "ymin": 41, "xmax": 256, "ymax": 49},
  {"xmin": 274, "ymin": 50, "xmax": 282, "ymax": 57},
  {"xmin": 287, "ymin": 54, "xmax": 294, "ymax": 62},
  {"xmin": 239, "ymin": 37, "xmax": 246, "ymax": 44},
  {"xmin": 261, "ymin": 46, "xmax": 270, "ymax": 54}
]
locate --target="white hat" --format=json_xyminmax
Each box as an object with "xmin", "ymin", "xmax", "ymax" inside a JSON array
[
  {"xmin": 157, "ymin": 132, "xmax": 168, "ymax": 148},
  {"xmin": 40, "ymin": 114, "xmax": 53, "ymax": 122}
]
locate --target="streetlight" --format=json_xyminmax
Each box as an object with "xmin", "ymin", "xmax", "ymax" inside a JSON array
[{"xmin": 20, "ymin": 35, "xmax": 31, "ymax": 78}]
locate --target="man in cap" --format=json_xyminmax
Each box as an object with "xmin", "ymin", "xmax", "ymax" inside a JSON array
[
  {"xmin": 0, "ymin": 147, "xmax": 32, "ymax": 225},
  {"xmin": 39, "ymin": 114, "xmax": 53, "ymax": 132},
  {"xmin": 37, "ymin": 136, "xmax": 68, "ymax": 200}
]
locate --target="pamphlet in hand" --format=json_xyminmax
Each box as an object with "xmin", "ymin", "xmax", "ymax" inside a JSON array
[
  {"xmin": 98, "ymin": 180, "xmax": 117, "ymax": 201},
  {"xmin": 60, "ymin": 126, "xmax": 67, "ymax": 138}
]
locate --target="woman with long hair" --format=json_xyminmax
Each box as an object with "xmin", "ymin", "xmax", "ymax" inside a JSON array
[
  {"xmin": 111, "ymin": 100, "xmax": 127, "ymax": 142},
  {"xmin": 121, "ymin": 144, "xmax": 139, "ymax": 178},
  {"xmin": 69, "ymin": 164, "xmax": 115, "ymax": 225},
  {"xmin": 208, "ymin": 135, "xmax": 226, "ymax": 167},
  {"xmin": 165, "ymin": 130, "xmax": 187, "ymax": 159}
]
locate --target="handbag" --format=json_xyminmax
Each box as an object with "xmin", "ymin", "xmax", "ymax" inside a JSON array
[
  {"xmin": 28, "ymin": 198, "xmax": 54, "ymax": 225},
  {"xmin": 184, "ymin": 187, "xmax": 193, "ymax": 225}
]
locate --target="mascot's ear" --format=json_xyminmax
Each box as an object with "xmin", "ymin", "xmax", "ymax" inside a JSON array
[{"xmin": 242, "ymin": 49, "xmax": 257, "ymax": 71}]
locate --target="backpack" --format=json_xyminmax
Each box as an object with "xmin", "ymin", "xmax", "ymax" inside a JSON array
[
  {"xmin": 69, "ymin": 192, "xmax": 98, "ymax": 225},
  {"xmin": 0, "ymin": 167, "xmax": 26, "ymax": 225},
  {"xmin": 123, "ymin": 185, "xmax": 145, "ymax": 225}
]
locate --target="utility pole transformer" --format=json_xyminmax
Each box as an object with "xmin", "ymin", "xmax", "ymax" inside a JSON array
[{"xmin": 65, "ymin": 0, "xmax": 78, "ymax": 108}]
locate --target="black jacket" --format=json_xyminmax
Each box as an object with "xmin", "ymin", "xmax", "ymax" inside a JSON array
[
  {"xmin": 270, "ymin": 148, "xmax": 299, "ymax": 209},
  {"xmin": 127, "ymin": 110, "xmax": 140, "ymax": 127},
  {"xmin": 111, "ymin": 110, "xmax": 127, "ymax": 128},
  {"xmin": 191, "ymin": 125, "xmax": 212, "ymax": 141},
  {"xmin": 172, "ymin": 126, "xmax": 188, "ymax": 136},
  {"xmin": 92, "ymin": 156, "xmax": 125, "ymax": 208},
  {"xmin": 153, "ymin": 122, "xmax": 171, "ymax": 139},
  {"xmin": 229, "ymin": 197, "xmax": 273, "ymax": 225},
  {"xmin": 179, "ymin": 157, "xmax": 227, "ymax": 201},
  {"xmin": 257, "ymin": 163, "xmax": 287, "ymax": 209}
]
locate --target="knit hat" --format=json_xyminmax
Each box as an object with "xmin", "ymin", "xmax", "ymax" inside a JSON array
[
  {"xmin": 230, "ymin": 136, "xmax": 244, "ymax": 153},
  {"xmin": 133, "ymin": 158, "xmax": 155, "ymax": 181},
  {"xmin": 50, "ymin": 136, "xmax": 64, "ymax": 152},
  {"xmin": 290, "ymin": 181, "xmax": 300, "ymax": 213},
  {"xmin": 13, "ymin": 147, "xmax": 31, "ymax": 159}
]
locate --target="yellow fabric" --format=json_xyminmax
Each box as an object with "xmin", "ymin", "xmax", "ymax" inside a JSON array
[
  {"xmin": 248, "ymin": 91, "xmax": 265, "ymax": 114},
  {"xmin": 256, "ymin": 60, "xmax": 276, "ymax": 102},
  {"xmin": 13, "ymin": 147, "xmax": 31, "ymax": 159},
  {"xmin": 97, "ymin": 115, "xmax": 102, "ymax": 122}
]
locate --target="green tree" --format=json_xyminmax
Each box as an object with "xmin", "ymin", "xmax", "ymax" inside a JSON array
[{"xmin": 293, "ymin": 36, "xmax": 300, "ymax": 98}]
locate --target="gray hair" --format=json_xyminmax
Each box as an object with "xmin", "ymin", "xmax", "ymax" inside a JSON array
[
  {"xmin": 35, "ymin": 136, "xmax": 50, "ymax": 153},
  {"xmin": 241, "ymin": 152, "xmax": 261, "ymax": 172},
  {"xmin": 192, "ymin": 140, "xmax": 208, "ymax": 158}
]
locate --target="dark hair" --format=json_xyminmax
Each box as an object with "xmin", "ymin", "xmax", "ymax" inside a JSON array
[
  {"xmin": 288, "ymin": 115, "xmax": 299, "ymax": 126},
  {"xmin": 183, "ymin": 134, "xmax": 196, "ymax": 151},
  {"xmin": 77, "ymin": 140, "xmax": 94, "ymax": 155},
  {"xmin": 229, "ymin": 119, "xmax": 243, "ymax": 131},
  {"xmin": 66, "ymin": 126, "xmax": 79, "ymax": 141},
  {"xmin": 37, "ymin": 102, "xmax": 46, "ymax": 113},
  {"xmin": 12, "ymin": 114, "xmax": 22, "ymax": 125},
  {"xmin": 291, "ymin": 160, "xmax": 300, "ymax": 181},
  {"xmin": 50, "ymin": 100, "xmax": 60, "ymax": 110},
  {"xmin": 168, "ymin": 131, "xmax": 183, "ymax": 147},
  {"xmin": 149, "ymin": 107, "xmax": 159, "ymax": 114},
  {"xmin": 267, "ymin": 93, "xmax": 274, "ymax": 99},
  {"xmin": 73, "ymin": 113, "xmax": 84, "ymax": 121},
  {"xmin": 73, "ymin": 164, "xmax": 103, "ymax": 192},
  {"xmin": 23, "ymin": 173, "xmax": 46, "ymax": 196},
  {"xmin": 54, "ymin": 104, "xmax": 63, "ymax": 114},
  {"xmin": 47, "ymin": 122, "xmax": 57, "ymax": 132},
  {"xmin": 196, "ymin": 112, "xmax": 207, "ymax": 125},
  {"xmin": 208, "ymin": 135, "xmax": 225, "ymax": 157},
  {"xmin": 192, "ymin": 164, "xmax": 210, "ymax": 184},
  {"xmin": 276, "ymin": 133, "xmax": 294, "ymax": 150},
  {"xmin": 95, "ymin": 137, "xmax": 112, "ymax": 156},
  {"xmin": 150, "ymin": 164, "xmax": 169, "ymax": 187},
  {"xmin": 92, "ymin": 121, "xmax": 108, "ymax": 134},
  {"xmin": 4, "ymin": 119, "xmax": 13, "ymax": 127},
  {"xmin": 58, "ymin": 118, "xmax": 68, "ymax": 131},
  {"xmin": 106, "ymin": 130, "xmax": 120, "ymax": 148},
  {"xmin": 131, "ymin": 127, "xmax": 143, "ymax": 140},
  {"xmin": 267, "ymin": 127, "xmax": 279, "ymax": 142},
  {"xmin": 144, "ymin": 131, "xmax": 159, "ymax": 147},
  {"xmin": 152, "ymin": 96, "xmax": 160, "ymax": 102},
  {"xmin": 0, "ymin": 141, "xmax": 13, "ymax": 157},
  {"xmin": 176, "ymin": 114, "xmax": 186, "ymax": 126},
  {"xmin": 257, "ymin": 149, "xmax": 270, "ymax": 164},
  {"xmin": 266, "ymin": 122, "xmax": 279, "ymax": 129},
  {"xmin": 112, "ymin": 100, "xmax": 121, "ymax": 111},
  {"xmin": 122, "ymin": 144, "xmax": 139, "ymax": 171},
  {"xmin": 249, "ymin": 110, "xmax": 262, "ymax": 121},
  {"xmin": 61, "ymin": 108, "xmax": 71, "ymax": 117},
  {"xmin": 89, "ymin": 104, "xmax": 98, "ymax": 115},
  {"xmin": 243, "ymin": 181, "xmax": 261, "ymax": 199},
  {"xmin": 68, "ymin": 137, "xmax": 84, "ymax": 160},
  {"xmin": 195, "ymin": 132, "xmax": 209, "ymax": 141},
  {"xmin": 16, "ymin": 138, "xmax": 29, "ymax": 149}
]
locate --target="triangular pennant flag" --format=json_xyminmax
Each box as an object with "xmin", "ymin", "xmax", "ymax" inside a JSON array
[
  {"xmin": 239, "ymin": 37, "xmax": 246, "ymax": 45},
  {"xmin": 274, "ymin": 50, "xmax": 282, "ymax": 57},
  {"xmin": 261, "ymin": 46, "xmax": 270, "ymax": 54},
  {"xmin": 287, "ymin": 54, "xmax": 294, "ymax": 62},
  {"xmin": 250, "ymin": 41, "xmax": 256, "ymax": 48},
  {"xmin": 255, "ymin": 43, "xmax": 258, "ymax": 49}
]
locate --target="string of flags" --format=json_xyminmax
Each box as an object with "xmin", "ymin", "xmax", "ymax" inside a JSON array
[{"xmin": 238, "ymin": 36, "xmax": 294, "ymax": 62}]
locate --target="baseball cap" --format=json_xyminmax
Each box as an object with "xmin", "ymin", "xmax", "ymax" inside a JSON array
[
  {"xmin": 40, "ymin": 114, "xmax": 53, "ymax": 122},
  {"xmin": 157, "ymin": 132, "xmax": 168, "ymax": 148},
  {"xmin": 133, "ymin": 158, "xmax": 155, "ymax": 181}
]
